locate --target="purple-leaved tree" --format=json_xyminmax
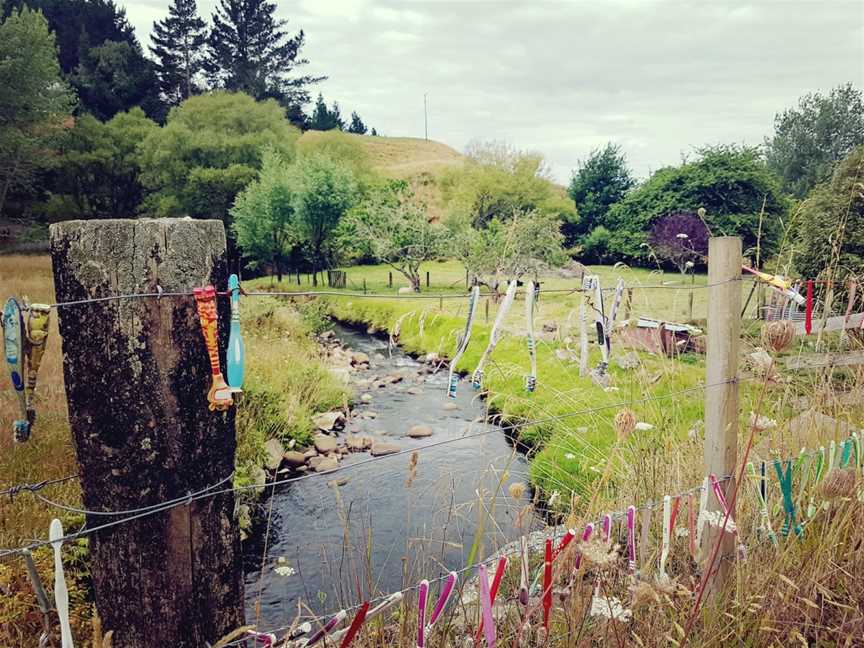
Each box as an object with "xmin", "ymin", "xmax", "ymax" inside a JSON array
[{"xmin": 648, "ymin": 211, "xmax": 710, "ymax": 273}]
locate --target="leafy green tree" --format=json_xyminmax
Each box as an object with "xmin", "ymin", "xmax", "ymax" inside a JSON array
[
  {"xmin": 2, "ymin": 0, "xmax": 136, "ymax": 75},
  {"xmin": 139, "ymin": 92, "xmax": 300, "ymax": 224},
  {"xmin": 149, "ymin": 0, "xmax": 207, "ymax": 105},
  {"xmin": 341, "ymin": 183, "xmax": 443, "ymax": 291},
  {"xmin": 442, "ymin": 140, "xmax": 578, "ymax": 229},
  {"xmin": 603, "ymin": 145, "xmax": 788, "ymax": 264},
  {"xmin": 566, "ymin": 142, "xmax": 634, "ymax": 247},
  {"xmin": 205, "ymin": 0, "xmax": 323, "ymax": 112},
  {"xmin": 309, "ymin": 94, "xmax": 344, "ymax": 131},
  {"xmin": 230, "ymin": 147, "xmax": 298, "ymax": 281},
  {"xmin": 72, "ymin": 40, "xmax": 164, "ymax": 121},
  {"xmin": 347, "ymin": 111, "xmax": 368, "ymax": 135},
  {"xmin": 766, "ymin": 84, "xmax": 864, "ymax": 198},
  {"xmin": 51, "ymin": 108, "xmax": 158, "ymax": 217},
  {"xmin": 292, "ymin": 154, "xmax": 359, "ymax": 283},
  {"xmin": 0, "ymin": 6, "xmax": 75, "ymax": 217},
  {"xmin": 794, "ymin": 146, "xmax": 864, "ymax": 283},
  {"xmin": 447, "ymin": 209, "xmax": 567, "ymax": 296}
]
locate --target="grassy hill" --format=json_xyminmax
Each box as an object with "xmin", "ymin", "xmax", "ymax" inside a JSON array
[{"xmin": 297, "ymin": 129, "xmax": 466, "ymax": 220}]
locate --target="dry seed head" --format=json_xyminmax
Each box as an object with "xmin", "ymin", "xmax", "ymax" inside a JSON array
[
  {"xmin": 509, "ymin": 481, "xmax": 527, "ymax": 500},
  {"xmin": 614, "ymin": 408, "xmax": 637, "ymax": 440},
  {"xmin": 629, "ymin": 580, "xmax": 661, "ymax": 610},
  {"xmin": 820, "ymin": 468, "xmax": 857, "ymax": 499},
  {"xmin": 580, "ymin": 537, "xmax": 619, "ymax": 569},
  {"xmin": 761, "ymin": 320, "xmax": 795, "ymax": 353}
]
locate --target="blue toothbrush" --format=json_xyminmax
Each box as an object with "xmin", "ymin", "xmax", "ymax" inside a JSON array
[
  {"xmin": 226, "ymin": 274, "xmax": 244, "ymax": 391},
  {"xmin": 3, "ymin": 298, "xmax": 29, "ymax": 440}
]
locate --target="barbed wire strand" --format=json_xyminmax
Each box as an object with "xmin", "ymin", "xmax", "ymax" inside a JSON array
[{"xmin": 31, "ymin": 276, "xmax": 752, "ymax": 310}]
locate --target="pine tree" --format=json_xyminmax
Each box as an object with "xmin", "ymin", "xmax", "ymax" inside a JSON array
[
  {"xmin": 370, "ymin": 127, "xmax": 378, "ymax": 136},
  {"xmin": 330, "ymin": 101, "xmax": 344, "ymax": 130},
  {"xmin": 309, "ymin": 93, "xmax": 343, "ymax": 131},
  {"xmin": 149, "ymin": 0, "xmax": 207, "ymax": 104},
  {"xmin": 205, "ymin": 0, "xmax": 324, "ymax": 107},
  {"xmin": 347, "ymin": 111, "xmax": 367, "ymax": 135}
]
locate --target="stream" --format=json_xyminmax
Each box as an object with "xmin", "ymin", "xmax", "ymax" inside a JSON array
[{"xmin": 242, "ymin": 323, "xmax": 543, "ymax": 628}]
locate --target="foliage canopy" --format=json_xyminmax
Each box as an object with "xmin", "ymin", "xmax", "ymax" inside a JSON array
[
  {"xmin": 794, "ymin": 146, "xmax": 864, "ymax": 283},
  {"xmin": 442, "ymin": 140, "xmax": 578, "ymax": 229},
  {"xmin": 138, "ymin": 92, "xmax": 299, "ymax": 222},
  {"xmin": 601, "ymin": 145, "xmax": 787, "ymax": 263},
  {"xmin": 766, "ymin": 83, "xmax": 864, "ymax": 199},
  {"xmin": 0, "ymin": 7, "xmax": 75, "ymax": 217}
]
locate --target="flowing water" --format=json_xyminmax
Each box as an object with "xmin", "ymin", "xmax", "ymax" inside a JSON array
[{"xmin": 243, "ymin": 323, "xmax": 542, "ymax": 629}]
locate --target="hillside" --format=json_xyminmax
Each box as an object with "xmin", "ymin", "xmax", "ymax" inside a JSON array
[{"xmin": 297, "ymin": 130, "xmax": 466, "ymax": 220}]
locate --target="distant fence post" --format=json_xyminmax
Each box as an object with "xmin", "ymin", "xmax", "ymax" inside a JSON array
[
  {"xmin": 426, "ymin": 271, "xmax": 430, "ymax": 288},
  {"xmin": 49, "ymin": 219, "xmax": 243, "ymax": 647},
  {"xmin": 388, "ymin": 271, "xmax": 393, "ymax": 288},
  {"xmin": 702, "ymin": 236, "xmax": 741, "ymax": 597}
]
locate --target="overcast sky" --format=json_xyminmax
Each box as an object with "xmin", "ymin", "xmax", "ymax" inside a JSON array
[{"xmin": 124, "ymin": 0, "xmax": 863, "ymax": 183}]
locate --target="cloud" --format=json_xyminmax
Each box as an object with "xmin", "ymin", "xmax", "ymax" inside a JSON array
[{"xmin": 124, "ymin": 0, "xmax": 864, "ymax": 182}]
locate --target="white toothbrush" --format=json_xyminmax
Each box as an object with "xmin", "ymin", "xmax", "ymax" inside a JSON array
[{"xmin": 49, "ymin": 519, "xmax": 74, "ymax": 648}]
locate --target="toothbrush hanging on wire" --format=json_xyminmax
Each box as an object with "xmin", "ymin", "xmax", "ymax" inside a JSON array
[
  {"xmin": 2, "ymin": 298, "xmax": 29, "ymax": 441},
  {"xmin": 472, "ymin": 280, "xmax": 518, "ymax": 389},
  {"xmin": 447, "ymin": 285, "xmax": 479, "ymax": 398},
  {"xmin": 226, "ymin": 274, "xmax": 244, "ymax": 391},
  {"xmin": 524, "ymin": 281, "xmax": 538, "ymax": 392}
]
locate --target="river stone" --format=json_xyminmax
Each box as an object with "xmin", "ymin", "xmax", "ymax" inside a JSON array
[
  {"xmin": 346, "ymin": 435, "xmax": 374, "ymax": 451},
  {"xmin": 264, "ymin": 438, "xmax": 285, "ymax": 471},
  {"xmin": 383, "ymin": 374, "xmax": 403, "ymax": 384},
  {"xmin": 307, "ymin": 455, "xmax": 324, "ymax": 470},
  {"xmin": 315, "ymin": 456, "xmax": 339, "ymax": 472},
  {"xmin": 312, "ymin": 411, "xmax": 344, "ymax": 431},
  {"xmin": 360, "ymin": 410, "xmax": 378, "ymax": 419},
  {"xmin": 303, "ymin": 448, "xmax": 317, "ymax": 459},
  {"xmin": 351, "ymin": 351, "xmax": 370, "ymax": 366},
  {"xmin": 283, "ymin": 451, "xmax": 306, "ymax": 469},
  {"xmin": 314, "ymin": 434, "xmax": 338, "ymax": 454},
  {"xmin": 424, "ymin": 352, "xmax": 440, "ymax": 364},
  {"xmin": 408, "ymin": 425, "xmax": 433, "ymax": 438},
  {"xmin": 443, "ymin": 402, "xmax": 459, "ymax": 411},
  {"xmin": 370, "ymin": 441, "xmax": 401, "ymax": 456},
  {"xmin": 406, "ymin": 387, "xmax": 422, "ymax": 395},
  {"xmin": 360, "ymin": 393, "xmax": 373, "ymax": 403}
]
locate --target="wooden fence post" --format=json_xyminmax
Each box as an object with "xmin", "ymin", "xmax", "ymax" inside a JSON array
[
  {"xmin": 49, "ymin": 219, "xmax": 243, "ymax": 647},
  {"xmin": 388, "ymin": 271, "xmax": 393, "ymax": 288},
  {"xmin": 426, "ymin": 271, "xmax": 430, "ymax": 288},
  {"xmin": 702, "ymin": 236, "xmax": 741, "ymax": 596}
]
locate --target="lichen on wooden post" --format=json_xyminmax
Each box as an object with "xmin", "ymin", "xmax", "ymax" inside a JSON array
[{"xmin": 49, "ymin": 218, "xmax": 243, "ymax": 648}]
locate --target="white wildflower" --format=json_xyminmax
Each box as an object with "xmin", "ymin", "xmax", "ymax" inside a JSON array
[
  {"xmin": 274, "ymin": 556, "xmax": 296, "ymax": 577},
  {"xmin": 749, "ymin": 412, "xmax": 776, "ymax": 432},
  {"xmin": 565, "ymin": 453, "xmax": 576, "ymax": 460},
  {"xmin": 589, "ymin": 594, "xmax": 632, "ymax": 622},
  {"xmin": 700, "ymin": 510, "xmax": 737, "ymax": 533},
  {"xmin": 635, "ymin": 422, "xmax": 654, "ymax": 431},
  {"xmin": 548, "ymin": 490, "xmax": 561, "ymax": 507}
]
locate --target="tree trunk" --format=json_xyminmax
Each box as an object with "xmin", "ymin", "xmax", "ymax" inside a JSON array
[{"xmin": 49, "ymin": 218, "xmax": 244, "ymax": 648}]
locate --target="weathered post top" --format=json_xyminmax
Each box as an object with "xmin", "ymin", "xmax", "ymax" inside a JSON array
[{"xmin": 49, "ymin": 218, "xmax": 243, "ymax": 647}]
